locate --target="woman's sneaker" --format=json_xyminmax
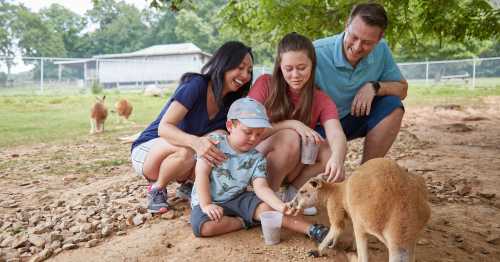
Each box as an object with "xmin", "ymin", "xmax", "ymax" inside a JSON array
[
  {"xmin": 175, "ymin": 181, "xmax": 193, "ymax": 201},
  {"xmin": 147, "ymin": 184, "xmax": 169, "ymax": 214}
]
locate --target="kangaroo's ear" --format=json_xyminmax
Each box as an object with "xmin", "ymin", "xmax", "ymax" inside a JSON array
[{"xmin": 309, "ymin": 177, "xmax": 324, "ymax": 189}]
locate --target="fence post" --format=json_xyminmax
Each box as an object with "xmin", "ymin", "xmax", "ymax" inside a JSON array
[
  {"xmin": 425, "ymin": 59, "xmax": 429, "ymax": 86},
  {"xmin": 472, "ymin": 57, "xmax": 476, "ymax": 89},
  {"xmin": 40, "ymin": 57, "xmax": 44, "ymax": 93},
  {"xmin": 96, "ymin": 58, "xmax": 100, "ymax": 86}
]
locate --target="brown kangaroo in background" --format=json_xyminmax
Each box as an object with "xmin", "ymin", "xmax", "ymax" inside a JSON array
[{"xmin": 90, "ymin": 95, "xmax": 108, "ymax": 134}]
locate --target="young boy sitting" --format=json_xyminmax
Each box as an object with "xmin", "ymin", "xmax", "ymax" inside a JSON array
[{"xmin": 190, "ymin": 97, "xmax": 329, "ymax": 242}]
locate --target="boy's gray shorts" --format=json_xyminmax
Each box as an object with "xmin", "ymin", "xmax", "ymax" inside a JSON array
[
  {"xmin": 190, "ymin": 191, "xmax": 263, "ymax": 237},
  {"xmin": 130, "ymin": 138, "xmax": 158, "ymax": 178}
]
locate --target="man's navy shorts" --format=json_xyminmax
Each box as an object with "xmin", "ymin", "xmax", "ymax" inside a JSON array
[{"xmin": 315, "ymin": 95, "xmax": 404, "ymax": 140}]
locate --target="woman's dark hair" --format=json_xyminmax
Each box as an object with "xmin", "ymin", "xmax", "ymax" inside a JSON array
[
  {"xmin": 266, "ymin": 32, "xmax": 316, "ymax": 125},
  {"xmin": 181, "ymin": 41, "xmax": 253, "ymax": 107}
]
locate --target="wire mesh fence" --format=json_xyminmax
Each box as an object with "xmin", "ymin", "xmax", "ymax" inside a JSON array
[
  {"xmin": 1, "ymin": 56, "xmax": 499, "ymax": 96},
  {"xmin": 398, "ymin": 57, "xmax": 500, "ymax": 88}
]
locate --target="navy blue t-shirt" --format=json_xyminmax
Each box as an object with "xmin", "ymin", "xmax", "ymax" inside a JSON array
[{"xmin": 131, "ymin": 75, "xmax": 231, "ymax": 151}]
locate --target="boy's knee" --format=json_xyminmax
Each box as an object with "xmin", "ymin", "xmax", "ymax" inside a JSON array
[
  {"xmin": 254, "ymin": 202, "xmax": 273, "ymax": 220},
  {"xmin": 199, "ymin": 222, "xmax": 216, "ymax": 237}
]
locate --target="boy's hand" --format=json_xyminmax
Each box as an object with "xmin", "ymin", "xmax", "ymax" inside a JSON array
[
  {"xmin": 283, "ymin": 202, "xmax": 299, "ymax": 216},
  {"xmin": 201, "ymin": 203, "xmax": 224, "ymax": 222}
]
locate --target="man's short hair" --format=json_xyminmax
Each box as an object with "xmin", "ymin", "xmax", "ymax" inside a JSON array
[{"xmin": 348, "ymin": 3, "xmax": 388, "ymax": 30}]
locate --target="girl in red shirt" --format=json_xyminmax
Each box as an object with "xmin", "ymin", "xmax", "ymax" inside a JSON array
[{"xmin": 249, "ymin": 32, "xmax": 347, "ymax": 200}]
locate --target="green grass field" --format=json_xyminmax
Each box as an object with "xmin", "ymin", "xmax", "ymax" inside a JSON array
[
  {"xmin": 0, "ymin": 91, "xmax": 170, "ymax": 147},
  {"xmin": 1, "ymin": 84, "xmax": 499, "ymax": 148}
]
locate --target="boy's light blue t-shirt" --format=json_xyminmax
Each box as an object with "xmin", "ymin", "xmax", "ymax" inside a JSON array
[
  {"xmin": 190, "ymin": 133, "xmax": 267, "ymax": 207},
  {"xmin": 314, "ymin": 32, "xmax": 404, "ymax": 119}
]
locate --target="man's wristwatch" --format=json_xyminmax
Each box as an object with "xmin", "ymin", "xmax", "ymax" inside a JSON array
[{"xmin": 370, "ymin": 81, "xmax": 381, "ymax": 95}]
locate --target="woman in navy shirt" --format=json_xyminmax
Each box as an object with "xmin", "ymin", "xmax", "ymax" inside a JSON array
[{"xmin": 131, "ymin": 42, "xmax": 254, "ymax": 213}]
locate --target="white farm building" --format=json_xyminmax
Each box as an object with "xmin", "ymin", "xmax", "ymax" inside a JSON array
[{"xmin": 55, "ymin": 43, "xmax": 211, "ymax": 87}]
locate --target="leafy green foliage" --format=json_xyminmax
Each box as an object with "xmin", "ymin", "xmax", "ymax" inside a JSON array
[
  {"xmin": 3, "ymin": 0, "xmax": 499, "ymax": 64},
  {"xmin": 220, "ymin": 0, "xmax": 499, "ymax": 61},
  {"xmin": 39, "ymin": 4, "xmax": 87, "ymax": 58}
]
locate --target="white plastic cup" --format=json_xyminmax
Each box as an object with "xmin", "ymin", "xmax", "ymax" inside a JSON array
[
  {"xmin": 301, "ymin": 138, "xmax": 320, "ymax": 165},
  {"xmin": 259, "ymin": 211, "xmax": 283, "ymax": 245}
]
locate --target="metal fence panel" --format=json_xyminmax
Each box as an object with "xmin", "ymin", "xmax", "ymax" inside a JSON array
[{"xmin": 1, "ymin": 56, "xmax": 499, "ymax": 95}]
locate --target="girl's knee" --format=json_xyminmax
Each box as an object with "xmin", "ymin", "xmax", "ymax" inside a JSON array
[{"xmin": 275, "ymin": 129, "xmax": 301, "ymax": 154}]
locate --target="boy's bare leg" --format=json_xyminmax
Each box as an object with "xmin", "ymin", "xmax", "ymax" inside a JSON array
[
  {"xmin": 199, "ymin": 216, "xmax": 244, "ymax": 237},
  {"xmin": 253, "ymin": 202, "xmax": 309, "ymax": 234}
]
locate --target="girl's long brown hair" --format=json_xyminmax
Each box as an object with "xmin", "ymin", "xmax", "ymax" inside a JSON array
[{"xmin": 266, "ymin": 32, "xmax": 316, "ymax": 126}]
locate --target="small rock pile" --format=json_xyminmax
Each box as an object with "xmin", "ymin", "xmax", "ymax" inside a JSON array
[{"xmin": 0, "ymin": 180, "xmax": 186, "ymax": 262}]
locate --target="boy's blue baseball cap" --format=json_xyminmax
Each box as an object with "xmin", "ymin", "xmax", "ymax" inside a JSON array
[{"xmin": 227, "ymin": 97, "xmax": 271, "ymax": 128}]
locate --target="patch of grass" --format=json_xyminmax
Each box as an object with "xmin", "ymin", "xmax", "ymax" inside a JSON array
[
  {"xmin": 0, "ymin": 91, "xmax": 170, "ymax": 147},
  {"xmin": 405, "ymin": 84, "xmax": 500, "ymax": 106}
]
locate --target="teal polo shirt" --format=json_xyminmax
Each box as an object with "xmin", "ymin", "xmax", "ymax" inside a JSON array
[{"xmin": 314, "ymin": 32, "xmax": 403, "ymax": 119}]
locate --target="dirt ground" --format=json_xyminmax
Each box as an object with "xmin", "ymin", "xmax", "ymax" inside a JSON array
[{"xmin": 1, "ymin": 97, "xmax": 500, "ymax": 262}]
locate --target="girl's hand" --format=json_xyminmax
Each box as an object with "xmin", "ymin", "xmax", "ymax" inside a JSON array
[
  {"xmin": 322, "ymin": 156, "xmax": 345, "ymax": 183},
  {"xmin": 201, "ymin": 203, "xmax": 224, "ymax": 222},
  {"xmin": 193, "ymin": 136, "xmax": 226, "ymax": 166},
  {"xmin": 289, "ymin": 120, "xmax": 324, "ymax": 145}
]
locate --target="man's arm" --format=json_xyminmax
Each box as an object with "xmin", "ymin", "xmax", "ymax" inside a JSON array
[
  {"xmin": 377, "ymin": 79, "xmax": 408, "ymax": 100},
  {"xmin": 352, "ymin": 79, "xmax": 408, "ymax": 117}
]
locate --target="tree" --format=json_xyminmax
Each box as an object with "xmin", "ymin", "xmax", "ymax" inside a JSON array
[
  {"xmin": 84, "ymin": 0, "xmax": 148, "ymax": 55},
  {"xmin": 0, "ymin": 1, "xmax": 18, "ymax": 82},
  {"xmin": 142, "ymin": 8, "xmax": 179, "ymax": 47},
  {"xmin": 221, "ymin": 0, "xmax": 499, "ymax": 56},
  {"xmin": 39, "ymin": 4, "xmax": 86, "ymax": 58},
  {"xmin": 13, "ymin": 5, "xmax": 66, "ymax": 57}
]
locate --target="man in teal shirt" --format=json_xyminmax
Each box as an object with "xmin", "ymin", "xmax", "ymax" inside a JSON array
[{"xmin": 314, "ymin": 2, "xmax": 408, "ymax": 164}]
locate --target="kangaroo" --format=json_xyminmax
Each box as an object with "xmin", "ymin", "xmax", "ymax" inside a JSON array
[
  {"xmin": 115, "ymin": 98, "xmax": 133, "ymax": 123},
  {"xmin": 287, "ymin": 158, "xmax": 431, "ymax": 262},
  {"xmin": 90, "ymin": 96, "xmax": 108, "ymax": 134}
]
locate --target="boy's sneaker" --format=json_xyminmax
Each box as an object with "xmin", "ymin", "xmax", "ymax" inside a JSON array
[
  {"xmin": 280, "ymin": 185, "xmax": 318, "ymax": 216},
  {"xmin": 175, "ymin": 181, "xmax": 193, "ymax": 200},
  {"xmin": 303, "ymin": 206, "xmax": 318, "ymax": 216},
  {"xmin": 147, "ymin": 184, "xmax": 169, "ymax": 214},
  {"xmin": 308, "ymin": 224, "xmax": 329, "ymax": 243}
]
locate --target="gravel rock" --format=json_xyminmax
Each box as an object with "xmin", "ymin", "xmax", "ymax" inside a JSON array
[
  {"xmin": 132, "ymin": 215, "xmax": 144, "ymax": 226},
  {"xmin": 101, "ymin": 226, "xmax": 112, "ymax": 237},
  {"xmin": 27, "ymin": 235, "xmax": 46, "ymax": 248},
  {"xmin": 61, "ymin": 243, "xmax": 77, "ymax": 250},
  {"xmin": 86, "ymin": 239, "xmax": 99, "ymax": 248}
]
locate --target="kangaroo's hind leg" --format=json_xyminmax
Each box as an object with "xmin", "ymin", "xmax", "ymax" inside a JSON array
[{"xmin": 353, "ymin": 224, "xmax": 369, "ymax": 262}]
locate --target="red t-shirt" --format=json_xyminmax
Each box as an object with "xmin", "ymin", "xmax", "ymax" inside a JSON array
[{"xmin": 248, "ymin": 74, "xmax": 338, "ymax": 128}]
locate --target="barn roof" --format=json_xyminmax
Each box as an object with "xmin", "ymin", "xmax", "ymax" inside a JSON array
[{"xmin": 93, "ymin": 43, "xmax": 211, "ymax": 59}]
